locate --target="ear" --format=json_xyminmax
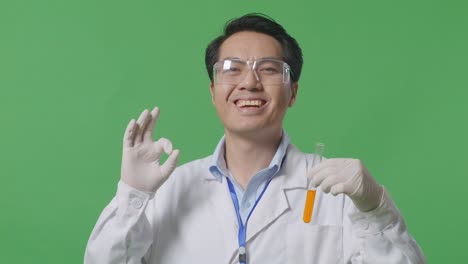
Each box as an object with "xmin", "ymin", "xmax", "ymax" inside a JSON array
[
  {"xmin": 288, "ymin": 82, "xmax": 298, "ymax": 107},
  {"xmin": 209, "ymin": 82, "xmax": 215, "ymax": 105}
]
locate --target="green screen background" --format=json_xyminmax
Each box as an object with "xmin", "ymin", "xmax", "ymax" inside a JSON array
[{"xmin": 1, "ymin": 0, "xmax": 466, "ymax": 262}]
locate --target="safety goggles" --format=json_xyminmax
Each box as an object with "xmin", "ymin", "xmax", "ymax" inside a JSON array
[{"xmin": 213, "ymin": 58, "xmax": 291, "ymax": 85}]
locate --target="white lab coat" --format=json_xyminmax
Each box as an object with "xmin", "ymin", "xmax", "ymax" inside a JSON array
[{"xmin": 85, "ymin": 144, "xmax": 426, "ymax": 264}]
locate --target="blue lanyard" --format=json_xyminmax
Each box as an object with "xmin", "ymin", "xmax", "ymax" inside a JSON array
[{"xmin": 226, "ymin": 177, "xmax": 273, "ymax": 264}]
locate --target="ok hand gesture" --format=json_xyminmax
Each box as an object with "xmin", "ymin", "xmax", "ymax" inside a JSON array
[{"xmin": 120, "ymin": 107, "xmax": 180, "ymax": 192}]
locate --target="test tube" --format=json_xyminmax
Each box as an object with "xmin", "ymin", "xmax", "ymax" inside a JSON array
[{"xmin": 303, "ymin": 142, "xmax": 325, "ymax": 223}]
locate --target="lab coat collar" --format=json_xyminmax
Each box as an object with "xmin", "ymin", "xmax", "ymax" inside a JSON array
[
  {"xmin": 208, "ymin": 131, "xmax": 291, "ymax": 182},
  {"xmin": 279, "ymin": 144, "xmax": 309, "ymax": 190},
  {"xmin": 208, "ymin": 136, "xmax": 227, "ymax": 182},
  {"xmin": 205, "ymin": 135, "xmax": 308, "ymax": 191}
]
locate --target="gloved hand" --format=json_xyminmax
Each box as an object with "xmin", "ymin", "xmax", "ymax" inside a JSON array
[
  {"xmin": 121, "ymin": 107, "xmax": 180, "ymax": 193},
  {"xmin": 308, "ymin": 158, "xmax": 384, "ymax": 212}
]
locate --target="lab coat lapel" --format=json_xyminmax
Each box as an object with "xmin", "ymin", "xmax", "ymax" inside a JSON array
[
  {"xmin": 204, "ymin": 176, "xmax": 239, "ymax": 259},
  {"xmin": 245, "ymin": 145, "xmax": 308, "ymax": 243}
]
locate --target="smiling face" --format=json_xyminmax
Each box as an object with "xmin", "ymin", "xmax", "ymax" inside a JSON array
[{"xmin": 210, "ymin": 31, "xmax": 298, "ymax": 138}]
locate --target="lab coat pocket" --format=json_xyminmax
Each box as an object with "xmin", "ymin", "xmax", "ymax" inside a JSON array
[{"xmin": 286, "ymin": 223, "xmax": 343, "ymax": 264}]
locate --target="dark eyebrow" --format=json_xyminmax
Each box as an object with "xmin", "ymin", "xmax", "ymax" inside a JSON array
[{"xmin": 260, "ymin": 56, "xmax": 282, "ymax": 60}]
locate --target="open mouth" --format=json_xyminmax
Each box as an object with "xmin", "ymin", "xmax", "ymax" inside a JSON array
[{"xmin": 234, "ymin": 99, "xmax": 267, "ymax": 108}]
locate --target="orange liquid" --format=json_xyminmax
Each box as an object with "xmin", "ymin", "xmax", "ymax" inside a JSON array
[{"xmin": 303, "ymin": 190, "xmax": 316, "ymax": 223}]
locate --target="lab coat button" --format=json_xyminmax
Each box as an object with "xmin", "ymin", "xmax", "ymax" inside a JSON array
[{"xmin": 131, "ymin": 198, "xmax": 143, "ymax": 209}]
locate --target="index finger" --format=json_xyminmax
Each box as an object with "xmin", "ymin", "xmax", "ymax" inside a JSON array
[
  {"xmin": 144, "ymin": 107, "xmax": 160, "ymax": 141},
  {"xmin": 123, "ymin": 119, "xmax": 137, "ymax": 147}
]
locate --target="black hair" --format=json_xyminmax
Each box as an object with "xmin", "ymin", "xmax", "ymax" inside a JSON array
[{"xmin": 205, "ymin": 13, "xmax": 303, "ymax": 83}]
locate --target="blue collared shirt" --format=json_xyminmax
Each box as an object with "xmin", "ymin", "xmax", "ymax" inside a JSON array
[{"xmin": 208, "ymin": 133, "xmax": 290, "ymax": 224}]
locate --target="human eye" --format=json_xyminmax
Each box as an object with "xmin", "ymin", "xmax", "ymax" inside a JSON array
[
  {"xmin": 258, "ymin": 62, "xmax": 282, "ymax": 75},
  {"xmin": 261, "ymin": 67, "xmax": 279, "ymax": 74},
  {"xmin": 223, "ymin": 67, "xmax": 241, "ymax": 74},
  {"xmin": 222, "ymin": 61, "xmax": 243, "ymax": 75}
]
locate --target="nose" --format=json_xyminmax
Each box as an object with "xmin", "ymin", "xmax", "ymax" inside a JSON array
[{"xmin": 239, "ymin": 69, "xmax": 262, "ymax": 91}]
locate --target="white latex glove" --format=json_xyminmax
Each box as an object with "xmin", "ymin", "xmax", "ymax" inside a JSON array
[
  {"xmin": 121, "ymin": 107, "xmax": 180, "ymax": 192},
  {"xmin": 308, "ymin": 158, "xmax": 384, "ymax": 212}
]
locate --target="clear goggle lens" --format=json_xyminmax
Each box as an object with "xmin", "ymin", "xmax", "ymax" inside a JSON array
[{"xmin": 213, "ymin": 59, "xmax": 291, "ymax": 85}]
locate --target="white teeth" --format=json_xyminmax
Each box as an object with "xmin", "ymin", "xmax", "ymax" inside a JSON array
[{"xmin": 237, "ymin": 100, "xmax": 264, "ymax": 107}]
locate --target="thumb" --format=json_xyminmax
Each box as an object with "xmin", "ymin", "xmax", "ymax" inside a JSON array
[{"xmin": 330, "ymin": 183, "xmax": 346, "ymax": 196}]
